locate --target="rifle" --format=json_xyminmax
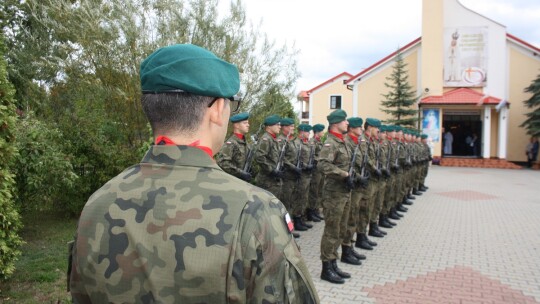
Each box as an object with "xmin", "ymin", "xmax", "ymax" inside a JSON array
[
  {"xmin": 307, "ymin": 143, "xmax": 315, "ymax": 169},
  {"xmin": 360, "ymin": 140, "xmax": 371, "ymax": 179},
  {"xmin": 242, "ymin": 124, "xmax": 264, "ymax": 174},
  {"xmin": 383, "ymin": 140, "xmax": 392, "ymax": 177},
  {"xmin": 346, "ymin": 143, "xmax": 360, "ymax": 190},
  {"xmin": 374, "ymin": 139, "xmax": 382, "ymax": 177},
  {"xmin": 274, "ymin": 130, "xmax": 292, "ymax": 175},
  {"xmin": 393, "ymin": 141, "xmax": 401, "ymax": 171},
  {"xmin": 405, "ymin": 142, "xmax": 412, "ymax": 167},
  {"xmin": 294, "ymin": 139, "xmax": 303, "ymax": 179}
]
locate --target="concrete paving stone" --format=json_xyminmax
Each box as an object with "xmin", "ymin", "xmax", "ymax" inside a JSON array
[{"xmin": 295, "ymin": 166, "xmax": 540, "ymax": 303}]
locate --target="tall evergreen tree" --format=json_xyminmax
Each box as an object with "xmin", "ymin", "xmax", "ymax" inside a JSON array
[
  {"xmin": 380, "ymin": 51, "xmax": 419, "ymax": 128},
  {"xmin": 520, "ymin": 72, "xmax": 540, "ymax": 137}
]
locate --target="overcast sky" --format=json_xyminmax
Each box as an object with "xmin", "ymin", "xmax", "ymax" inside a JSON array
[{"xmin": 234, "ymin": 0, "xmax": 540, "ymax": 94}]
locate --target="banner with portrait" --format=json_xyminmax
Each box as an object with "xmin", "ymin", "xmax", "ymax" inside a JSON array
[
  {"xmin": 422, "ymin": 109, "xmax": 440, "ymax": 142},
  {"xmin": 443, "ymin": 27, "xmax": 488, "ymax": 87}
]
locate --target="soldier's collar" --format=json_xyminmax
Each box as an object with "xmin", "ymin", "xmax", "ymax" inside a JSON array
[{"xmin": 141, "ymin": 145, "xmax": 220, "ymax": 169}]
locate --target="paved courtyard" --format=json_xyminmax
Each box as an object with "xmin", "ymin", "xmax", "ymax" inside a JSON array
[{"xmin": 296, "ymin": 166, "xmax": 540, "ymax": 304}]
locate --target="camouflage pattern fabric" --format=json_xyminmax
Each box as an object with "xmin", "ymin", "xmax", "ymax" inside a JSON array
[
  {"xmin": 371, "ymin": 139, "xmax": 388, "ymax": 221},
  {"xmin": 343, "ymin": 135, "xmax": 364, "ymax": 246},
  {"xmin": 280, "ymin": 135, "xmax": 299, "ymax": 212},
  {"xmin": 307, "ymin": 137, "xmax": 324, "ymax": 211},
  {"xmin": 317, "ymin": 133, "xmax": 352, "ymax": 261},
  {"xmin": 356, "ymin": 134, "xmax": 374, "ymax": 234},
  {"xmin": 217, "ymin": 134, "xmax": 250, "ymax": 179},
  {"xmin": 292, "ymin": 138, "xmax": 314, "ymax": 216},
  {"xmin": 69, "ymin": 145, "xmax": 318, "ymax": 304},
  {"xmin": 254, "ymin": 132, "xmax": 283, "ymax": 199}
]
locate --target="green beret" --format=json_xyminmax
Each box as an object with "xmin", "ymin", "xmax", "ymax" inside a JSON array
[
  {"xmin": 347, "ymin": 117, "xmax": 363, "ymax": 128},
  {"xmin": 395, "ymin": 125, "xmax": 403, "ymax": 132},
  {"xmin": 298, "ymin": 124, "xmax": 312, "ymax": 132},
  {"xmin": 327, "ymin": 109, "xmax": 347, "ymax": 124},
  {"xmin": 140, "ymin": 44, "xmax": 240, "ymax": 97},
  {"xmin": 280, "ymin": 118, "xmax": 294, "ymax": 126},
  {"xmin": 421, "ymin": 134, "xmax": 428, "ymax": 139},
  {"xmin": 380, "ymin": 125, "xmax": 388, "ymax": 132},
  {"xmin": 264, "ymin": 114, "xmax": 281, "ymax": 126},
  {"xmin": 313, "ymin": 124, "xmax": 325, "ymax": 133},
  {"xmin": 365, "ymin": 118, "xmax": 381, "ymax": 128},
  {"xmin": 230, "ymin": 112, "xmax": 249, "ymax": 123}
]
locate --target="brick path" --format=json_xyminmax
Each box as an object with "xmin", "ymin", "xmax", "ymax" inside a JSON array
[{"xmin": 295, "ymin": 166, "xmax": 540, "ymax": 303}]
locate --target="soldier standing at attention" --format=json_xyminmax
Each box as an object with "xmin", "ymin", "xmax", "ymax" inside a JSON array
[
  {"xmin": 69, "ymin": 44, "xmax": 318, "ymax": 303},
  {"xmin": 318, "ymin": 109, "xmax": 353, "ymax": 284},
  {"xmin": 292, "ymin": 124, "xmax": 316, "ymax": 231},
  {"xmin": 307, "ymin": 123, "xmax": 326, "ymax": 221},
  {"xmin": 254, "ymin": 114, "xmax": 283, "ymax": 199},
  {"xmin": 217, "ymin": 112, "xmax": 252, "ymax": 181},
  {"xmin": 365, "ymin": 118, "xmax": 386, "ymax": 239},
  {"xmin": 341, "ymin": 117, "xmax": 367, "ymax": 265}
]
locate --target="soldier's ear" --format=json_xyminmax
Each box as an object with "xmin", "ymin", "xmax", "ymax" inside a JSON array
[{"xmin": 208, "ymin": 97, "xmax": 227, "ymax": 127}]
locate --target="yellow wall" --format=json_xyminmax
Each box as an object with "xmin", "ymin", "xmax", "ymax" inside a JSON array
[
  {"xmin": 356, "ymin": 49, "xmax": 420, "ymax": 122},
  {"xmin": 421, "ymin": 0, "xmax": 444, "ymax": 96},
  {"xmin": 310, "ymin": 77, "xmax": 353, "ymax": 126},
  {"xmin": 507, "ymin": 47, "xmax": 540, "ymax": 161}
]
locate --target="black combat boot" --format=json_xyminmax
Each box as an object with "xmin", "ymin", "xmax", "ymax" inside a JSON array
[
  {"xmin": 300, "ymin": 217, "xmax": 313, "ymax": 229},
  {"xmin": 379, "ymin": 215, "xmax": 393, "ymax": 229},
  {"xmin": 314, "ymin": 209, "xmax": 324, "ymax": 221},
  {"xmin": 375, "ymin": 223, "xmax": 387, "ymax": 235},
  {"xmin": 331, "ymin": 259, "xmax": 351, "ymax": 278},
  {"xmin": 306, "ymin": 208, "xmax": 321, "ymax": 222},
  {"xmin": 402, "ymin": 197, "xmax": 413, "ymax": 206},
  {"xmin": 397, "ymin": 203, "xmax": 408, "ymax": 212},
  {"xmin": 368, "ymin": 222, "xmax": 384, "ymax": 238},
  {"xmin": 366, "ymin": 237, "xmax": 377, "ymax": 247},
  {"xmin": 355, "ymin": 233, "xmax": 373, "ymax": 250},
  {"xmin": 413, "ymin": 188, "xmax": 423, "ymax": 195},
  {"xmin": 293, "ymin": 217, "xmax": 308, "ymax": 231},
  {"xmin": 321, "ymin": 261, "xmax": 345, "ymax": 284},
  {"xmin": 420, "ymin": 184, "xmax": 429, "ymax": 191},
  {"xmin": 389, "ymin": 208, "xmax": 401, "ymax": 220},
  {"xmin": 341, "ymin": 246, "xmax": 362, "ymax": 265},
  {"xmin": 292, "ymin": 232, "xmax": 300, "ymax": 238},
  {"xmin": 350, "ymin": 247, "xmax": 366, "ymax": 260}
]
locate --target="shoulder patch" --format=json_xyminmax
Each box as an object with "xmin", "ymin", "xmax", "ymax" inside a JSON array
[{"xmin": 284, "ymin": 213, "xmax": 294, "ymax": 233}]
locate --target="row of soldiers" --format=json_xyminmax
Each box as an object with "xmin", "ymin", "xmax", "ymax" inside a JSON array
[{"xmin": 216, "ymin": 109, "xmax": 432, "ymax": 284}]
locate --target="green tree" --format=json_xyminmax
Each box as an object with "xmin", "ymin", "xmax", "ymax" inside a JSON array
[
  {"xmin": 520, "ymin": 72, "xmax": 540, "ymax": 137},
  {"xmin": 2, "ymin": 0, "xmax": 300, "ymax": 213},
  {"xmin": 0, "ymin": 34, "xmax": 23, "ymax": 280},
  {"xmin": 380, "ymin": 51, "xmax": 419, "ymax": 128}
]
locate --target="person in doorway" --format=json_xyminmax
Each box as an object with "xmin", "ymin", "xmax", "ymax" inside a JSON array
[
  {"xmin": 470, "ymin": 133, "xmax": 479, "ymax": 156},
  {"xmin": 526, "ymin": 137, "xmax": 539, "ymax": 168},
  {"xmin": 444, "ymin": 128, "xmax": 453, "ymax": 155}
]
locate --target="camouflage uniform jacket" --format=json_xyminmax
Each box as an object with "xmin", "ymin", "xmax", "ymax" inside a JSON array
[
  {"xmin": 69, "ymin": 145, "xmax": 319, "ymax": 304},
  {"xmin": 217, "ymin": 134, "xmax": 251, "ymax": 178},
  {"xmin": 282, "ymin": 135, "xmax": 300, "ymax": 180},
  {"xmin": 317, "ymin": 133, "xmax": 352, "ymax": 192},
  {"xmin": 255, "ymin": 132, "xmax": 282, "ymax": 175},
  {"xmin": 344, "ymin": 135, "xmax": 364, "ymax": 178}
]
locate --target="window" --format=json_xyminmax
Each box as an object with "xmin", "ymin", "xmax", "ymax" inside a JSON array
[{"xmin": 330, "ymin": 95, "xmax": 342, "ymax": 109}]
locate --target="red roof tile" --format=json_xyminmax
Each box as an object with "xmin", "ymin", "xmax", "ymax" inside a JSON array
[{"xmin": 420, "ymin": 88, "xmax": 502, "ymax": 105}]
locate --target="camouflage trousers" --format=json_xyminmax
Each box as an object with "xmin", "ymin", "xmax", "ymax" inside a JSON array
[
  {"xmin": 343, "ymin": 188, "xmax": 363, "ymax": 245},
  {"xmin": 421, "ymin": 163, "xmax": 429, "ymax": 185},
  {"xmin": 359, "ymin": 180, "xmax": 378, "ymax": 232},
  {"xmin": 255, "ymin": 174, "xmax": 283, "ymax": 202},
  {"xmin": 370, "ymin": 178, "xmax": 387, "ymax": 222},
  {"xmin": 383, "ymin": 174, "xmax": 397, "ymax": 214},
  {"xmin": 320, "ymin": 189, "xmax": 351, "ymax": 261},
  {"xmin": 281, "ymin": 177, "xmax": 297, "ymax": 212},
  {"xmin": 293, "ymin": 174, "xmax": 312, "ymax": 216},
  {"xmin": 308, "ymin": 169, "xmax": 324, "ymax": 210}
]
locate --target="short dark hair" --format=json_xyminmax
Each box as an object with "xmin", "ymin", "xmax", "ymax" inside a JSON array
[{"xmin": 141, "ymin": 92, "xmax": 212, "ymax": 136}]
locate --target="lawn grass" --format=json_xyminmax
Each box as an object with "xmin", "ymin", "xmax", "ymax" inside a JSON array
[{"xmin": 0, "ymin": 211, "xmax": 78, "ymax": 303}]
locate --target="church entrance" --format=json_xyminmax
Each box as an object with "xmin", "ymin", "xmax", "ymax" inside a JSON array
[{"xmin": 442, "ymin": 111, "xmax": 482, "ymax": 157}]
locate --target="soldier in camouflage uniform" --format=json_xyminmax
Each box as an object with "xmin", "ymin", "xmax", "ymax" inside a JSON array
[
  {"xmin": 385, "ymin": 126, "xmax": 405, "ymax": 222},
  {"xmin": 377, "ymin": 125, "xmax": 397, "ymax": 229},
  {"xmin": 279, "ymin": 118, "xmax": 312, "ymax": 231},
  {"xmin": 307, "ymin": 124, "xmax": 326, "ymax": 222},
  {"xmin": 217, "ymin": 112, "xmax": 252, "ymax": 181},
  {"xmin": 341, "ymin": 117, "xmax": 368, "ymax": 264},
  {"xmin": 364, "ymin": 118, "xmax": 387, "ymax": 239},
  {"xmin": 254, "ymin": 115, "xmax": 283, "ymax": 199},
  {"xmin": 69, "ymin": 44, "xmax": 319, "ymax": 303},
  {"xmin": 292, "ymin": 124, "xmax": 316, "ymax": 231},
  {"xmin": 419, "ymin": 134, "xmax": 431, "ymax": 191},
  {"xmin": 318, "ymin": 109, "xmax": 354, "ymax": 284}
]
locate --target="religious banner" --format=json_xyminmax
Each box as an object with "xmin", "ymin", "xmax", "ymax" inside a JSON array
[
  {"xmin": 422, "ymin": 109, "xmax": 440, "ymax": 142},
  {"xmin": 443, "ymin": 27, "xmax": 488, "ymax": 87}
]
